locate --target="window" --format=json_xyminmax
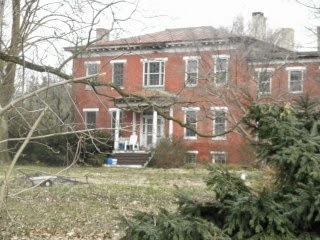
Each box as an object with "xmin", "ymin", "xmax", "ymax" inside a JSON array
[
  {"xmin": 83, "ymin": 108, "xmax": 99, "ymax": 129},
  {"xmin": 85, "ymin": 61, "xmax": 100, "ymax": 90},
  {"xmin": 213, "ymin": 55, "xmax": 229, "ymax": 85},
  {"xmin": 185, "ymin": 151, "xmax": 198, "ymax": 164},
  {"xmin": 211, "ymin": 107, "xmax": 227, "ymax": 140},
  {"xmin": 255, "ymin": 68, "xmax": 274, "ymax": 94},
  {"xmin": 184, "ymin": 56, "xmax": 200, "ymax": 86},
  {"xmin": 87, "ymin": 63, "xmax": 98, "ymax": 76},
  {"xmin": 182, "ymin": 107, "xmax": 200, "ymax": 139},
  {"xmin": 211, "ymin": 151, "xmax": 227, "ymax": 164},
  {"xmin": 111, "ymin": 60, "xmax": 126, "ymax": 87},
  {"xmin": 142, "ymin": 58, "xmax": 166, "ymax": 87},
  {"xmin": 287, "ymin": 67, "xmax": 305, "ymax": 93}
]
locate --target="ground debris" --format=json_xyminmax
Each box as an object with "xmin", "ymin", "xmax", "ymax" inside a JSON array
[{"xmin": 1, "ymin": 227, "xmax": 114, "ymax": 240}]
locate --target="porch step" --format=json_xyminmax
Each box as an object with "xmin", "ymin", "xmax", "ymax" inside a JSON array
[{"xmin": 112, "ymin": 152, "xmax": 151, "ymax": 166}]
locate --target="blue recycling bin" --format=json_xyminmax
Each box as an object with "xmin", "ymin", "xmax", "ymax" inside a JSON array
[{"xmin": 106, "ymin": 157, "xmax": 113, "ymax": 165}]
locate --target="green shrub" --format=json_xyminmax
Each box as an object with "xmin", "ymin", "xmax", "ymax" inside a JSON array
[
  {"xmin": 15, "ymin": 130, "xmax": 113, "ymax": 166},
  {"xmin": 87, "ymin": 154, "xmax": 105, "ymax": 167},
  {"xmin": 148, "ymin": 137, "xmax": 188, "ymax": 168},
  {"xmin": 121, "ymin": 209, "xmax": 230, "ymax": 240}
]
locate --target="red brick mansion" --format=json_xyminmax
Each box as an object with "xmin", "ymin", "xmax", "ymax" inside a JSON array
[{"xmin": 66, "ymin": 13, "xmax": 320, "ymax": 165}]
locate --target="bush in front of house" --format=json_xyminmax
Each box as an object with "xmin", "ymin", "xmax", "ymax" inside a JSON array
[
  {"xmin": 15, "ymin": 130, "xmax": 113, "ymax": 166},
  {"xmin": 148, "ymin": 137, "xmax": 188, "ymax": 168},
  {"xmin": 86, "ymin": 153, "xmax": 105, "ymax": 167}
]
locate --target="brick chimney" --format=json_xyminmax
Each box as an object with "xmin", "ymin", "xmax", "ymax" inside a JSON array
[
  {"xmin": 250, "ymin": 12, "xmax": 266, "ymax": 40},
  {"xmin": 277, "ymin": 28, "xmax": 294, "ymax": 51},
  {"xmin": 96, "ymin": 28, "xmax": 110, "ymax": 41}
]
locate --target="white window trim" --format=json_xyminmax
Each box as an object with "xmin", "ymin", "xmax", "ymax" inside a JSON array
[
  {"xmin": 212, "ymin": 55, "xmax": 230, "ymax": 85},
  {"xmin": 182, "ymin": 107, "xmax": 200, "ymax": 140},
  {"xmin": 141, "ymin": 58, "xmax": 167, "ymax": 87},
  {"xmin": 255, "ymin": 67, "xmax": 275, "ymax": 72},
  {"xmin": 183, "ymin": 56, "xmax": 200, "ymax": 87},
  {"xmin": 211, "ymin": 107, "xmax": 228, "ymax": 140},
  {"xmin": 187, "ymin": 150, "xmax": 199, "ymax": 154},
  {"xmin": 182, "ymin": 107, "xmax": 200, "ymax": 111},
  {"xmin": 141, "ymin": 58, "xmax": 168, "ymax": 63},
  {"xmin": 110, "ymin": 59, "xmax": 127, "ymax": 64},
  {"xmin": 211, "ymin": 151, "xmax": 227, "ymax": 164},
  {"xmin": 83, "ymin": 108, "xmax": 99, "ymax": 112},
  {"xmin": 255, "ymin": 68, "xmax": 274, "ymax": 95},
  {"xmin": 84, "ymin": 61, "xmax": 100, "ymax": 65},
  {"xmin": 286, "ymin": 67, "xmax": 305, "ymax": 94}
]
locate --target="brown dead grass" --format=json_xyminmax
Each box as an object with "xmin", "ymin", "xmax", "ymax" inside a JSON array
[{"xmin": 0, "ymin": 165, "xmax": 209, "ymax": 239}]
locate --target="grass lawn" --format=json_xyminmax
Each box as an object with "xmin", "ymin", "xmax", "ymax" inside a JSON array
[{"xmin": 1, "ymin": 165, "xmax": 217, "ymax": 239}]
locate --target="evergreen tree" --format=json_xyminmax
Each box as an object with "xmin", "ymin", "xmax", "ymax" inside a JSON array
[{"xmin": 122, "ymin": 96, "xmax": 320, "ymax": 239}]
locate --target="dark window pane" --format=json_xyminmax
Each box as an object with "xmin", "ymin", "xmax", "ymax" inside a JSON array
[
  {"xmin": 113, "ymin": 63, "xmax": 124, "ymax": 86},
  {"xmin": 86, "ymin": 112, "xmax": 96, "ymax": 128},
  {"xmin": 289, "ymin": 70, "xmax": 302, "ymax": 92},
  {"xmin": 213, "ymin": 152, "xmax": 226, "ymax": 164}
]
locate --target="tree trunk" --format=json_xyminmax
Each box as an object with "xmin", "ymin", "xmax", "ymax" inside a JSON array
[
  {"xmin": 0, "ymin": 0, "xmax": 21, "ymax": 164},
  {"xmin": 0, "ymin": 114, "xmax": 9, "ymax": 164}
]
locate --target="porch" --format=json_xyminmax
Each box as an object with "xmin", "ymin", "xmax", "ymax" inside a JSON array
[{"xmin": 109, "ymin": 93, "xmax": 175, "ymax": 166}]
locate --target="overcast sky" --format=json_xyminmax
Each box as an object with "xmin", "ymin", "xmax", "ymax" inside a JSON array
[{"xmin": 119, "ymin": 0, "xmax": 320, "ymax": 51}]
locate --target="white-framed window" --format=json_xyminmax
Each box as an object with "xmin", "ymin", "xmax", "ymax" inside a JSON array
[
  {"xmin": 185, "ymin": 150, "xmax": 198, "ymax": 164},
  {"xmin": 286, "ymin": 67, "xmax": 305, "ymax": 93},
  {"xmin": 142, "ymin": 58, "xmax": 167, "ymax": 87},
  {"xmin": 83, "ymin": 108, "xmax": 99, "ymax": 129},
  {"xmin": 111, "ymin": 60, "xmax": 126, "ymax": 87},
  {"xmin": 255, "ymin": 68, "xmax": 274, "ymax": 94},
  {"xmin": 183, "ymin": 56, "xmax": 200, "ymax": 87},
  {"xmin": 182, "ymin": 107, "xmax": 200, "ymax": 139},
  {"xmin": 211, "ymin": 107, "xmax": 228, "ymax": 140},
  {"xmin": 85, "ymin": 61, "xmax": 100, "ymax": 90},
  {"xmin": 213, "ymin": 55, "xmax": 229, "ymax": 85},
  {"xmin": 211, "ymin": 151, "xmax": 227, "ymax": 164}
]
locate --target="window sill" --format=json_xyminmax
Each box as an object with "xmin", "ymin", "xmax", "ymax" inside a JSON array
[
  {"xmin": 212, "ymin": 137, "xmax": 226, "ymax": 141},
  {"xmin": 184, "ymin": 136, "xmax": 197, "ymax": 140},
  {"xmin": 258, "ymin": 92, "xmax": 271, "ymax": 96},
  {"xmin": 112, "ymin": 86, "xmax": 124, "ymax": 90},
  {"xmin": 143, "ymin": 86, "xmax": 165, "ymax": 88},
  {"xmin": 214, "ymin": 82, "xmax": 227, "ymax": 86}
]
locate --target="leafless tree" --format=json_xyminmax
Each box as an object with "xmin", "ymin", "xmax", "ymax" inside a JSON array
[{"xmin": 0, "ymin": 0, "xmax": 140, "ymax": 213}]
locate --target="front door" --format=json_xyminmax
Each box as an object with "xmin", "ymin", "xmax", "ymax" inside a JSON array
[{"xmin": 141, "ymin": 115, "xmax": 164, "ymax": 147}]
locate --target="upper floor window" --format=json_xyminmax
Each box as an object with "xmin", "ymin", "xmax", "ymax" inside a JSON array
[
  {"xmin": 183, "ymin": 56, "xmax": 200, "ymax": 87},
  {"xmin": 111, "ymin": 60, "xmax": 126, "ymax": 87},
  {"xmin": 213, "ymin": 55, "xmax": 229, "ymax": 85},
  {"xmin": 142, "ymin": 58, "xmax": 167, "ymax": 87},
  {"xmin": 286, "ymin": 67, "xmax": 305, "ymax": 93},
  {"xmin": 85, "ymin": 61, "xmax": 100, "ymax": 90},
  {"xmin": 182, "ymin": 107, "xmax": 200, "ymax": 139},
  {"xmin": 255, "ymin": 68, "xmax": 274, "ymax": 95},
  {"xmin": 211, "ymin": 151, "xmax": 227, "ymax": 164},
  {"xmin": 211, "ymin": 107, "xmax": 228, "ymax": 140},
  {"xmin": 83, "ymin": 108, "xmax": 99, "ymax": 129}
]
